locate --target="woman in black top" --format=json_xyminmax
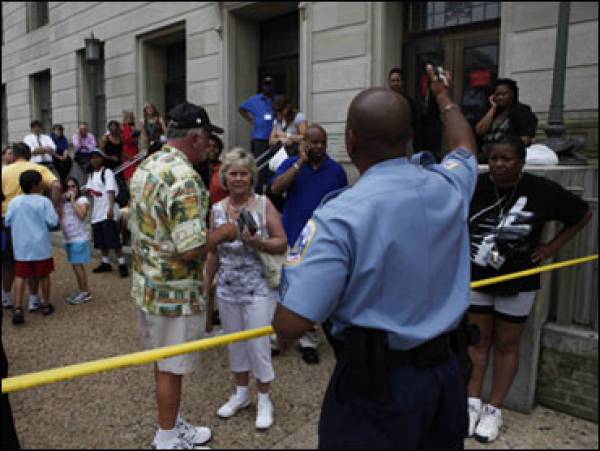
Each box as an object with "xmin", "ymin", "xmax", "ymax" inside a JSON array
[
  {"xmin": 100, "ymin": 120, "xmax": 123, "ymax": 171},
  {"xmin": 475, "ymin": 78, "xmax": 538, "ymax": 163},
  {"xmin": 466, "ymin": 134, "xmax": 591, "ymax": 443}
]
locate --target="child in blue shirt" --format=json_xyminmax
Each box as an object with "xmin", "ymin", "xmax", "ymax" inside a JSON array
[{"xmin": 4, "ymin": 169, "xmax": 59, "ymax": 325}]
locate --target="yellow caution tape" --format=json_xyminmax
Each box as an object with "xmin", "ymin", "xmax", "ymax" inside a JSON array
[{"xmin": 2, "ymin": 254, "xmax": 597, "ymax": 394}]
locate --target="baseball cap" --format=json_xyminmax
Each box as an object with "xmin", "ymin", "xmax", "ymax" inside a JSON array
[
  {"xmin": 89, "ymin": 148, "xmax": 106, "ymax": 158},
  {"xmin": 167, "ymin": 101, "xmax": 224, "ymax": 134}
]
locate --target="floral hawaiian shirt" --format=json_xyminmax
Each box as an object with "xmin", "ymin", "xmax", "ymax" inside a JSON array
[{"xmin": 129, "ymin": 145, "xmax": 209, "ymax": 316}]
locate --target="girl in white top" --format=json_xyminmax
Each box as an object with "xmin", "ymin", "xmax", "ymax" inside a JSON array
[{"xmin": 61, "ymin": 177, "xmax": 93, "ymax": 305}]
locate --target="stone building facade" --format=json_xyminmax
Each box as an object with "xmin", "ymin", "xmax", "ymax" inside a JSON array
[{"xmin": 1, "ymin": 2, "xmax": 598, "ymax": 175}]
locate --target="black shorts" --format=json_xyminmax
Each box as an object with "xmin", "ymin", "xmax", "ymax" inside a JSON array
[{"xmin": 92, "ymin": 220, "xmax": 121, "ymax": 250}]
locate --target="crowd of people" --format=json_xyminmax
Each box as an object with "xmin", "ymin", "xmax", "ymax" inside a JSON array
[{"xmin": 0, "ymin": 63, "xmax": 592, "ymax": 451}]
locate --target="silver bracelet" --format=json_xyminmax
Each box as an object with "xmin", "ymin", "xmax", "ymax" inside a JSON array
[{"xmin": 440, "ymin": 103, "xmax": 460, "ymax": 119}]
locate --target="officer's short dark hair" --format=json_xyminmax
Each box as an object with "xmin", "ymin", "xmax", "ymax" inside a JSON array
[
  {"xmin": 12, "ymin": 142, "xmax": 32, "ymax": 160},
  {"xmin": 30, "ymin": 119, "xmax": 43, "ymax": 129},
  {"xmin": 388, "ymin": 67, "xmax": 404, "ymax": 80},
  {"xmin": 19, "ymin": 170, "xmax": 42, "ymax": 194},
  {"xmin": 488, "ymin": 134, "xmax": 527, "ymax": 161}
]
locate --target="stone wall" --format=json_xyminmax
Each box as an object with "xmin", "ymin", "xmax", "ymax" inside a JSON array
[{"xmin": 537, "ymin": 323, "xmax": 598, "ymax": 422}]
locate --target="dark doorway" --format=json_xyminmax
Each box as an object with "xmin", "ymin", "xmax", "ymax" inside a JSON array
[
  {"xmin": 259, "ymin": 12, "xmax": 299, "ymax": 106},
  {"xmin": 165, "ymin": 42, "xmax": 186, "ymax": 113},
  {"xmin": 403, "ymin": 2, "xmax": 500, "ymax": 158}
]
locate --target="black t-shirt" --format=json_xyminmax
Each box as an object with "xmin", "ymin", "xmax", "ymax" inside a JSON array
[{"xmin": 469, "ymin": 172, "xmax": 589, "ymax": 295}]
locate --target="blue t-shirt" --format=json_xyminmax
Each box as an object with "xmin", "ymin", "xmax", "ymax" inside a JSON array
[
  {"xmin": 272, "ymin": 155, "xmax": 348, "ymax": 246},
  {"xmin": 4, "ymin": 194, "xmax": 58, "ymax": 261},
  {"xmin": 50, "ymin": 133, "xmax": 69, "ymax": 156},
  {"xmin": 239, "ymin": 93, "xmax": 274, "ymax": 140},
  {"xmin": 279, "ymin": 149, "xmax": 478, "ymax": 350}
]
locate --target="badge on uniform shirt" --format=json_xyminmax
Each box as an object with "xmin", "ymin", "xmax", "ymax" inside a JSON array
[
  {"xmin": 444, "ymin": 160, "xmax": 461, "ymax": 170},
  {"xmin": 264, "ymin": 113, "xmax": 272, "ymax": 121},
  {"xmin": 285, "ymin": 219, "xmax": 317, "ymax": 266}
]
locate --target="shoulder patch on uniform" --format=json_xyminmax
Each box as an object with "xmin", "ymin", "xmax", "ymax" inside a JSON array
[
  {"xmin": 285, "ymin": 219, "xmax": 317, "ymax": 266},
  {"xmin": 444, "ymin": 160, "xmax": 461, "ymax": 170}
]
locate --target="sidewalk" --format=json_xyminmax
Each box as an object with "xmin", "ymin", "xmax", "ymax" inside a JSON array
[{"xmin": 272, "ymin": 405, "xmax": 598, "ymax": 449}]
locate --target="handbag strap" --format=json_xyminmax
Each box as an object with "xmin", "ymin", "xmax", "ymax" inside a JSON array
[{"xmin": 259, "ymin": 194, "xmax": 269, "ymax": 239}]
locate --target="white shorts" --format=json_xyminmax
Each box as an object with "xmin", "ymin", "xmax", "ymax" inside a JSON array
[
  {"xmin": 469, "ymin": 290, "xmax": 537, "ymax": 323},
  {"xmin": 139, "ymin": 310, "xmax": 205, "ymax": 375}
]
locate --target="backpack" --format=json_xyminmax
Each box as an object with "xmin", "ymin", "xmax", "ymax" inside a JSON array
[{"xmin": 100, "ymin": 167, "xmax": 130, "ymax": 207}]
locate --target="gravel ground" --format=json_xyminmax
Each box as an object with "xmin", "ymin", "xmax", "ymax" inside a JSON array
[{"xmin": 2, "ymin": 248, "xmax": 598, "ymax": 449}]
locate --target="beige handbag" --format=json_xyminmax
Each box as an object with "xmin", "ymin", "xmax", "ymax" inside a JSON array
[{"xmin": 256, "ymin": 195, "xmax": 287, "ymax": 288}]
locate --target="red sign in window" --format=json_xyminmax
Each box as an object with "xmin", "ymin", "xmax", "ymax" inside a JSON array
[{"xmin": 470, "ymin": 69, "xmax": 492, "ymax": 88}]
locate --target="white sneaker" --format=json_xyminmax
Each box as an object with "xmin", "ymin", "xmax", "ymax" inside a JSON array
[
  {"xmin": 28, "ymin": 295, "xmax": 42, "ymax": 312},
  {"xmin": 255, "ymin": 397, "xmax": 274, "ymax": 430},
  {"xmin": 217, "ymin": 393, "xmax": 251, "ymax": 418},
  {"xmin": 176, "ymin": 417, "xmax": 212, "ymax": 447},
  {"xmin": 2, "ymin": 292, "xmax": 13, "ymax": 309},
  {"xmin": 468, "ymin": 397, "xmax": 482, "ymax": 437},
  {"xmin": 151, "ymin": 436, "xmax": 194, "ymax": 450},
  {"xmin": 69, "ymin": 291, "xmax": 92, "ymax": 305},
  {"xmin": 474, "ymin": 404, "xmax": 503, "ymax": 443}
]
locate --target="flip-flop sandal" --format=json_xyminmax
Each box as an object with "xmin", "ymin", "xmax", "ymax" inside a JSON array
[{"xmin": 41, "ymin": 303, "xmax": 55, "ymax": 316}]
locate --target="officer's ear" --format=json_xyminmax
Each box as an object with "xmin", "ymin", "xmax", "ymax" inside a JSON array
[{"xmin": 345, "ymin": 128, "xmax": 357, "ymax": 158}]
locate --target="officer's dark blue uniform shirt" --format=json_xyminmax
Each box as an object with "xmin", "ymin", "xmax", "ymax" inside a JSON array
[
  {"xmin": 239, "ymin": 94, "xmax": 274, "ymax": 140},
  {"xmin": 279, "ymin": 148, "xmax": 478, "ymax": 350}
]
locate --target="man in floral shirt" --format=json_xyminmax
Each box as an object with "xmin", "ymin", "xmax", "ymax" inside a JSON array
[{"xmin": 129, "ymin": 102, "xmax": 237, "ymax": 450}]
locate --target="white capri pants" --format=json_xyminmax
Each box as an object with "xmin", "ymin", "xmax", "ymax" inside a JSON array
[{"xmin": 218, "ymin": 298, "xmax": 276, "ymax": 383}]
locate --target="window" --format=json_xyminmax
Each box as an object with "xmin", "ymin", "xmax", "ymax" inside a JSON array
[
  {"xmin": 409, "ymin": 2, "xmax": 500, "ymax": 32},
  {"xmin": 77, "ymin": 46, "xmax": 106, "ymax": 136},
  {"xmin": 26, "ymin": 1, "xmax": 49, "ymax": 32},
  {"xmin": 30, "ymin": 70, "xmax": 52, "ymax": 132}
]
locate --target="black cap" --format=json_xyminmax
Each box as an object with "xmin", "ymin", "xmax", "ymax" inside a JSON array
[
  {"xmin": 262, "ymin": 76, "xmax": 273, "ymax": 84},
  {"xmin": 167, "ymin": 101, "xmax": 224, "ymax": 134},
  {"xmin": 89, "ymin": 148, "xmax": 106, "ymax": 158}
]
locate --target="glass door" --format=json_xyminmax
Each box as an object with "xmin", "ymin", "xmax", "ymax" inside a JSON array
[{"xmin": 404, "ymin": 27, "xmax": 499, "ymax": 157}]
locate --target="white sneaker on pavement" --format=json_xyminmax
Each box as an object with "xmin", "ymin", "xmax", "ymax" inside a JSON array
[
  {"xmin": 69, "ymin": 291, "xmax": 92, "ymax": 305},
  {"xmin": 255, "ymin": 396, "xmax": 274, "ymax": 430},
  {"xmin": 468, "ymin": 397, "xmax": 482, "ymax": 437},
  {"xmin": 474, "ymin": 404, "xmax": 503, "ymax": 443},
  {"xmin": 217, "ymin": 393, "xmax": 251, "ymax": 418},
  {"xmin": 176, "ymin": 417, "xmax": 212, "ymax": 447},
  {"xmin": 28, "ymin": 295, "xmax": 42, "ymax": 312},
  {"xmin": 151, "ymin": 436, "xmax": 194, "ymax": 450}
]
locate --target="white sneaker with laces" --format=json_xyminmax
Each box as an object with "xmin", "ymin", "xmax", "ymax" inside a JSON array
[
  {"xmin": 70, "ymin": 291, "xmax": 92, "ymax": 305},
  {"xmin": 217, "ymin": 393, "xmax": 251, "ymax": 418},
  {"xmin": 255, "ymin": 397, "xmax": 274, "ymax": 430},
  {"xmin": 151, "ymin": 436, "xmax": 194, "ymax": 450},
  {"xmin": 2, "ymin": 292, "xmax": 13, "ymax": 309},
  {"xmin": 28, "ymin": 295, "xmax": 42, "ymax": 312},
  {"xmin": 468, "ymin": 397, "xmax": 482, "ymax": 437},
  {"xmin": 474, "ymin": 404, "xmax": 502, "ymax": 443},
  {"xmin": 176, "ymin": 417, "xmax": 211, "ymax": 447}
]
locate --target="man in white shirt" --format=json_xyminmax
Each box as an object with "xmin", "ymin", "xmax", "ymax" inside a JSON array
[
  {"xmin": 84, "ymin": 149, "xmax": 128, "ymax": 278},
  {"xmin": 23, "ymin": 120, "xmax": 57, "ymax": 169}
]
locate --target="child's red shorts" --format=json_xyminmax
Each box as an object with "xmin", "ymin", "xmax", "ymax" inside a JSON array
[{"xmin": 14, "ymin": 258, "xmax": 55, "ymax": 278}]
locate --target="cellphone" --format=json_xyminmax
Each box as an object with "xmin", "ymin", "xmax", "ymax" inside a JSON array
[
  {"xmin": 238, "ymin": 208, "xmax": 258, "ymax": 235},
  {"xmin": 434, "ymin": 66, "xmax": 448, "ymax": 86}
]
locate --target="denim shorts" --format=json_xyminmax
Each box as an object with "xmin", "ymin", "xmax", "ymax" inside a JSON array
[{"xmin": 65, "ymin": 240, "xmax": 92, "ymax": 265}]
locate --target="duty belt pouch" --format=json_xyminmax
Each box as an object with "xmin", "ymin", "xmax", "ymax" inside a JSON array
[
  {"xmin": 450, "ymin": 315, "xmax": 480, "ymax": 383},
  {"xmin": 344, "ymin": 326, "xmax": 390, "ymax": 401}
]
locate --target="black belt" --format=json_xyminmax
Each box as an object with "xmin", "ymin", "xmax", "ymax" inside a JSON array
[{"xmin": 329, "ymin": 327, "xmax": 453, "ymax": 369}]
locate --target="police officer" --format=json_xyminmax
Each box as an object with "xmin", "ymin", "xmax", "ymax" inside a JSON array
[{"xmin": 272, "ymin": 65, "xmax": 479, "ymax": 449}]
